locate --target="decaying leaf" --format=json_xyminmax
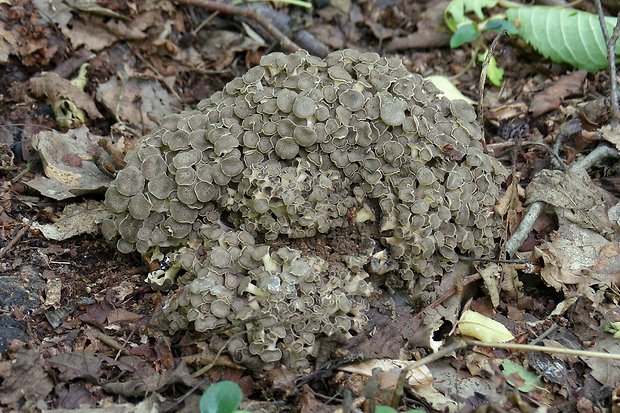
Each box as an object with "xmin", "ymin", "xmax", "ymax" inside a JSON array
[
  {"xmin": 501, "ymin": 359, "xmax": 543, "ymax": 393},
  {"xmin": 581, "ymin": 337, "xmax": 620, "ymax": 387},
  {"xmin": 477, "ymin": 263, "xmax": 501, "ymax": 307},
  {"xmin": 30, "ymin": 72, "xmax": 103, "ymax": 124},
  {"xmin": 458, "ymin": 310, "xmax": 514, "ymax": 343},
  {"xmin": 425, "ymin": 75, "xmax": 474, "ymax": 103},
  {"xmin": 96, "ymin": 76, "xmax": 180, "ymax": 134},
  {"xmin": 28, "ymin": 127, "xmax": 114, "ymax": 200},
  {"xmin": 31, "ymin": 201, "xmax": 112, "ymax": 241},
  {"xmin": 526, "ymin": 168, "xmax": 615, "ymax": 239},
  {"xmin": 529, "ymin": 71, "xmax": 586, "ymax": 117},
  {"xmin": 338, "ymin": 358, "xmax": 433, "ymax": 388}
]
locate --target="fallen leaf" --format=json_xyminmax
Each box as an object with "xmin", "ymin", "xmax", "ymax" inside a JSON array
[
  {"xmin": 30, "ymin": 72, "xmax": 103, "ymax": 120},
  {"xmin": 529, "ymin": 71, "xmax": 586, "ymax": 117},
  {"xmin": 458, "ymin": 310, "xmax": 514, "ymax": 343},
  {"xmin": 339, "ymin": 358, "xmax": 433, "ymax": 388},
  {"xmin": 501, "ymin": 359, "xmax": 543, "ymax": 393},
  {"xmin": 31, "ymin": 201, "xmax": 111, "ymax": 240},
  {"xmin": 0, "ymin": 349, "xmax": 54, "ymax": 405},
  {"xmin": 28, "ymin": 127, "xmax": 113, "ymax": 200}
]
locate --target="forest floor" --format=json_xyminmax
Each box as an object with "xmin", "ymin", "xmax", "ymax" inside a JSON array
[{"xmin": 0, "ymin": 1, "xmax": 619, "ymax": 412}]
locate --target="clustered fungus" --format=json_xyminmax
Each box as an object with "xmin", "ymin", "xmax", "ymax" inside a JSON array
[{"xmin": 102, "ymin": 49, "xmax": 508, "ymax": 369}]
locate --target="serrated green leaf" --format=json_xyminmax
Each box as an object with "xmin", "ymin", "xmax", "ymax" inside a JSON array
[
  {"xmin": 451, "ymin": 23, "xmax": 481, "ymax": 48},
  {"xmin": 458, "ymin": 310, "xmax": 514, "ymax": 342},
  {"xmin": 506, "ymin": 6, "xmax": 619, "ymax": 72},
  {"xmin": 199, "ymin": 381, "xmax": 243, "ymax": 413},
  {"xmin": 445, "ymin": 0, "xmax": 498, "ymax": 32},
  {"xmin": 501, "ymin": 359, "xmax": 543, "ymax": 393}
]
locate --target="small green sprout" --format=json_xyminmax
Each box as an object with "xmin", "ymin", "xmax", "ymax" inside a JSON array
[{"xmin": 199, "ymin": 381, "xmax": 251, "ymax": 413}]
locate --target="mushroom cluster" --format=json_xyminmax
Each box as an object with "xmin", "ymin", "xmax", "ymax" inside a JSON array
[{"xmin": 102, "ymin": 49, "xmax": 508, "ymax": 369}]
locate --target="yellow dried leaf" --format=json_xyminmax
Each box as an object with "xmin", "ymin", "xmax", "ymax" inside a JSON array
[{"xmin": 458, "ymin": 310, "xmax": 514, "ymax": 343}]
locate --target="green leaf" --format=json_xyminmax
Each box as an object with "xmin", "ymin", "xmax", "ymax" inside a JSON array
[
  {"xmin": 375, "ymin": 406, "xmax": 398, "ymax": 413},
  {"xmin": 450, "ymin": 23, "xmax": 481, "ymax": 48},
  {"xmin": 506, "ymin": 6, "xmax": 619, "ymax": 72},
  {"xmin": 199, "ymin": 381, "xmax": 243, "ymax": 413},
  {"xmin": 501, "ymin": 359, "xmax": 543, "ymax": 393},
  {"xmin": 445, "ymin": 0, "xmax": 498, "ymax": 32},
  {"xmin": 483, "ymin": 18, "xmax": 518, "ymax": 35},
  {"xmin": 478, "ymin": 52, "xmax": 504, "ymax": 86}
]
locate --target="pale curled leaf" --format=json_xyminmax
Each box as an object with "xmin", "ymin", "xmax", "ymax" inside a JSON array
[
  {"xmin": 458, "ymin": 310, "xmax": 514, "ymax": 343},
  {"xmin": 338, "ymin": 358, "xmax": 433, "ymax": 387},
  {"xmin": 425, "ymin": 75, "xmax": 474, "ymax": 103}
]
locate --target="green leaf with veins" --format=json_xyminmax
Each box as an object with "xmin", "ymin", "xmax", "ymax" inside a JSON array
[{"xmin": 506, "ymin": 6, "xmax": 620, "ymax": 72}]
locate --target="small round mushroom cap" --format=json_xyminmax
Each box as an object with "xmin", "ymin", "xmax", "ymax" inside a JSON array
[
  {"xmin": 339, "ymin": 89, "xmax": 365, "ymax": 112},
  {"xmin": 128, "ymin": 193, "xmax": 151, "ymax": 220},
  {"xmin": 104, "ymin": 186, "xmax": 130, "ymax": 214},
  {"xmin": 101, "ymin": 218, "xmax": 117, "ymax": 241},
  {"xmin": 293, "ymin": 126, "xmax": 317, "ymax": 147},
  {"xmin": 116, "ymin": 166, "xmax": 145, "ymax": 197},
  {"xmin": 169, "ymin": 201, "xmax": 199, "ymax": 224},
  {"xmin": 292, "ymin": 96, "xmax": 316, "ymax": 118},
  {"xmin": 148, "ymin": 173, "xmax": 175, "ymax": 199},
  {"xmin": 380, "ymin": 101, "xmax": 406, "ymax": 126},
  {"xmin": 141, "ymin": 154, "xmax": 168, "ymax": 180},
  {"xmin": 274, "ymin": 137, "xmax": 300, "ymax": 159},
  {"xmin": 220, "ymin": 156, "xmax": 244, "ymax": 177},
  {"xmin": 276, "ymin": 89, "xmax": 298, "ymax": 113}
]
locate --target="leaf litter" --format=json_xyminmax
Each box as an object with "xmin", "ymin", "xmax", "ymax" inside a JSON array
[{"xmin": 1, "ymin": 0, "xmax": 620, "ymax": 412}]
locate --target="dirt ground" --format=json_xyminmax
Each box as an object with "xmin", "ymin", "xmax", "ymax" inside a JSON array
[{"xmin": 1, "ymin": 1, "xmax": 620, "ymax": 412}]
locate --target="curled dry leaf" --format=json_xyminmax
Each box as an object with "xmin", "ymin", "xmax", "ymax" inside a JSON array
[
  {"xmin": 458, "ymin": 309, "xmax": 514, "ymax": 343},
  {"xmin": 529, "ymin": 71, "xmax": 586, "ymax": 117},
  {"xmin": 28, "ymin": 127, "xmax": 113, "ymax": 200},
  {"xmin": 338, "ymin": 358, "xmax": 433, "ymax": 388},
  {"xmin": 30, "ymin": 72, "xmax": 103, "ymax": 120}
]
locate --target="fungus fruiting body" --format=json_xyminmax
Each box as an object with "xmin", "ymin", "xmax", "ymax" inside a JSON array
[{"xmin": 102, "ymin": 49, "xmax": 508, "ymax": 369}]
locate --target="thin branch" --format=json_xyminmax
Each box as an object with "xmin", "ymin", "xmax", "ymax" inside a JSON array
[
  {"xmin": 0, "ymin": 223, "xmax": 30, "ymax": 259},
  {"xmin": 464, "ymin": 339, "xmax": 620, "ymax": 360},
  {"xmin": 478, "ymin": 31, "xmax": 506, "ymax": 149},
  {"xmin": 594, "ymin": 0, "xmax": 620, "ymax": 121},
  {"xmin": 175, "ymin": 0, "xmax": 301, "ymax": 53}
]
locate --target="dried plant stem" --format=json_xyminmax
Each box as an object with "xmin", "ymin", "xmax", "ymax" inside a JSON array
[
  {"xmin": 0, "ymin": 223, "xmax": 30, "ymax": 259},
  {"xmin": 463, "ymin": 339, "xmax": 620, "ymax": 360},
  {"xmin": 176, "ymin": 0, "xmax": 301, "ymax": 53},
  {"xmin": 478, "ymin": 31, "xmax": 506, "ymax": 148},
  {"xmin": 594, "ymin": 0, "xmax": 620, "ymax": 120}
]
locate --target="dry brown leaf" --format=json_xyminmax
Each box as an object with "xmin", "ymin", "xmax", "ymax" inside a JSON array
[
  {"xmin": 28, "ymin": 127, "xmax": 113, "ymax": 200},
  {"xmin": 0, "ymin": 350, "xmax": 53, "ymax": 405},
  {"xmin": 526, "ymin": 168, "xmax": 615, "ymax": 239},
  {"xmin": 30, "ymin": 72, "xmax": 103, "ymax": 120},
  {"xmin": 530, "ymin": 71, "xmax": 586, "ymax": 117},
  {"xmin": 338, "ymin": 358, "xmax": 433, "ymax": 387}
]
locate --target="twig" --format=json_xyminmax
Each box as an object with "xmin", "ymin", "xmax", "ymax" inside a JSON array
[
  {"xmin": 175, "ymin": 0, "xmax": 301, "ymax": 53},
  {"xmin": 594, "ymin": 0, "xmax": 620, "ymax": 121},
  {"xmin": 550, "ymin": 118, "xmax": 582, "ymax": 170},
  {"xmin": 478, "ymin": 31, "xmax": 507, "ymax": 149},
  {"xmin": 463, "ymin": 339, "xmax": 620, "ymax": 360},
  {"xmin": 505, "ymin": 196, "xmax": 544, "ymax": 257},
  {"xmin": 0, "ymin": 223, "xmax": 30, "ymax": 259}
]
